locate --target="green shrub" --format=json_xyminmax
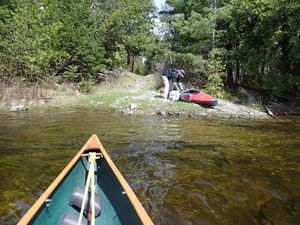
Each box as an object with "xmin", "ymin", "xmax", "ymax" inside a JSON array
[
  {"xmin": 204, "ymin": 50, "xmax": 228, "ymax": 98},
  {"xmin": 61, "ymin": 65, "xmax": 82, "ymax": 82},
  {"xmin": 78, "ymin": 79, "xmax": 94, "ymax": 93},
  {"xmin": 134, "ymin": 60, "xmax": 147, "ymax": 76},
  {"xmin": 258, "ymin": 74, "xmax": 300, "ymax": 96}
]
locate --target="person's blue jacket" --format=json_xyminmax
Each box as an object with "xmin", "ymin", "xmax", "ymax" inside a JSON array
[{"xmin": 163, "ymin": 69, "xmax": 181, "ymax": 81}]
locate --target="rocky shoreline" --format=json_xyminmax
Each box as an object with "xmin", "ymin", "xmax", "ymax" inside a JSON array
[
  {"xmin": 107, "ymin": 91, "xmax": 269, "ymax": 120},
  {"xmin": 0, "ymin": 72, "xmax": 285, "ymax": 120}
]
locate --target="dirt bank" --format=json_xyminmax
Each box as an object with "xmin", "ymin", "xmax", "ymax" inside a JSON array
[
  {"xmin": 90, "ymin": 72, "xmax": 269, "ymax": 119},
  {"xmin": 0, "ymin": 72, "xmax": 270, "ymax": 119}
]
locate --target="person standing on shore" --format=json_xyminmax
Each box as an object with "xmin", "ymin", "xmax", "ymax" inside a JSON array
[{"xmin": 161, "ymin": 68, "xmax": 185, "ymax": 99}]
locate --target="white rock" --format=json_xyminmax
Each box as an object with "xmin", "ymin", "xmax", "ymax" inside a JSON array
[
  {"xmin": 129, "ymin": 103, "xmax": 139, "ymax": 110},
  {"xmin": 10, "ymin": 104, "xmax": 28, "ymax": 112}
]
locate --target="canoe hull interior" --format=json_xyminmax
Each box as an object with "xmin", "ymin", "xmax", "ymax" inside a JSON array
[{"xmin": 29, "ymin": 156, "xmax": 142, "ymax": 225}]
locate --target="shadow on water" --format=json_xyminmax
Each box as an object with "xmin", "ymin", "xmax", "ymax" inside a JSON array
[{"xmin": 0, "ymin": 108, "xmax": 299, "ymax": 225}]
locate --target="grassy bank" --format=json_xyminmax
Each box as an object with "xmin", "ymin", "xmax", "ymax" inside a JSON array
[{"xmin": 0, "ymin": 72, "xmax": 270, "ymax": 119}]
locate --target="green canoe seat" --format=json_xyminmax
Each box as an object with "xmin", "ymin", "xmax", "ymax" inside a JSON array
[
  {"xmin": 58, "ymin": 212, "xmax": 88, "ymax": 225},
  {"xmin": 70, "ymin": 185, "xmax": 102, "ymax": 217}
]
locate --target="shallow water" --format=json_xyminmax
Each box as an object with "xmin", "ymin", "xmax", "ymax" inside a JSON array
[{"xmin": 0, "ymin": 108, "xmax": 299, "ymax": 225}]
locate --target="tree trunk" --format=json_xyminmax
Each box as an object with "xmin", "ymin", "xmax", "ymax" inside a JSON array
[
  {"xmin": 279, "ymin": 12, "xmax": 291, "ymax": 75},
  {"xmin": 130, "ymin": 55, "xmax": 135, "ymax": 72},
  {"xmin": 226, "ymin": 63, "xmax": 234, "ymax": 87},
  {"xmin": 235, "ymin": 59, "xmax": 240, "ymax": 88},
  {"xmin": 127, "ymin": 52, "xmax": 131, "ymax": 67},
  {"xmin": 292, "ymin": 62, "xmax": 300, "ymax": 76},
  {"xmin": 280, "ymin": 34, "xmax": 291, "ymax": 74},
  {"xmin": 212, "ymin": 0, "xmax": 217, "ymax": 50},
  {"xmin": 145, "ymin": 56, "xmax": 152, "ymax": 74},
  {"xmin": 258, "ymin": 63, "xmax": 265, "ymax": 84}
]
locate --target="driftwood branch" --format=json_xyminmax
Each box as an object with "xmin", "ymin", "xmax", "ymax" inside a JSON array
[{"xmin": 95, "ymin": 70, "xmax": 118, "ymax": 83}]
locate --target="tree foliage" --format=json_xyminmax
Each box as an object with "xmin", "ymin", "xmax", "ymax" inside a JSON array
[
  {"xmin": 1, "ymin": 0, "xmax": 299, "ymax": 99},
  {"xmin": 0, "ymin": 0, "xmax": 156, "ymax": 82},
  {"xmin": 163, "ymin": 0, "xmax": 300, "ymax": 97}
]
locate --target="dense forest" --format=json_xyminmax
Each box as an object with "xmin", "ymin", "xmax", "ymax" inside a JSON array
[{"xmin": 0, "ymin": 0, "xmax": 299, "ymax": 100}]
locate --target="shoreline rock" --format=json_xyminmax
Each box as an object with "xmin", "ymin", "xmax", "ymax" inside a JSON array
[
  {"xmin": 10, "ymin": 104, "xmax": 29, "ymax": 112},
  {"xmin": 1, "ymin": 72, "xmax": 297, "ymax": 119}
]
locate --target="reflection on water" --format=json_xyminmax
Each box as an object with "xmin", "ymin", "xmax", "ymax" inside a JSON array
[{"xmin": 0, "ymin": 108, "xmax": 299, "ymax": 225}]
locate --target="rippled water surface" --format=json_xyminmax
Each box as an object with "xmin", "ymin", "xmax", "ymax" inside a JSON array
[{"xmin": 0, "ymin": 108, "xmax": 299, "ymax": 225}]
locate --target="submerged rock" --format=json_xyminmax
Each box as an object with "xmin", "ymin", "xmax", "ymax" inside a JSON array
[
  {"xmin": 0, "ymin": 199, "xmax": 30, "ymax": 225},
  {"xmin": 259, "ymin": 198, "xmax": 300, "ymax": 225}
]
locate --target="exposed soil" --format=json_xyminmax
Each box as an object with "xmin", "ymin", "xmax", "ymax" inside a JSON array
[
  {"xmin": 91, "ymin": 72, "xmax": 269, "ymax": 119},
  {"xmin": 0, "ymin": 72, "xmax": 274, "ymax": 119}
]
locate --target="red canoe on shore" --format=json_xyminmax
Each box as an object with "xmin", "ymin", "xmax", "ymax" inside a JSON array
[{"xmin": 180, "ymin": 89, "xmax": 218, "ymax": 107}]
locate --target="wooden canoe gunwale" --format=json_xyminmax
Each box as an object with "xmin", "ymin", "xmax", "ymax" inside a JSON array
[{"xmin": 17, "ymin": 134, "xmax": 153, "ymax": 225}]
